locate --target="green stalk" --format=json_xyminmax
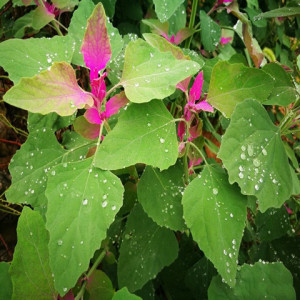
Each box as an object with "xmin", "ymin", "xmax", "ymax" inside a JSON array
[
  {"xmin": 183, "ymin": 142, "xmax": 190, "ymax": 184},
  {"xmin": 184, "ymin": 0, "xmax": 198, "ymax": 49},
  {"xmin": 189, "ymin": 141, "xmax": 208, "ymax": 165}
]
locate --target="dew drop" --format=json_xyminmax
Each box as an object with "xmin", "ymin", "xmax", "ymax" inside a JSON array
[
  {"xmin": 82, "ymin": 199, "xmax": 88, "ymax": 205},
  {"xmin": 212, "ymin": 188, "xmax": 218, "ymax": 195},
  {"xmin": 57, "ymin": 240, "xmax": 63, "ymax": 246},
  {"xmin": 102, "ymin": 201, "xmax": 108, "ymax": 208},
  {"xmin": 160, "ymin": 138, "xmax": 165, "ymax": 144}
]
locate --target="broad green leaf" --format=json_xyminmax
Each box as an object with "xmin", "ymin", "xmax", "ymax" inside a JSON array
[
  {"xmin": 52, "ymin": 0, "xmax": 78, "ymax": 9},
  {"xmin": 45, "ymin": 158, "xmax": 124, "ymax": 295},
  {"xmin": 10, "ymin": 207, "xmax": 56, "ymax": 300},
  {"xmin": 0, "ymin": 262, "xmax": 12, "ymax": 300},
  {"xmin": 182, "ymin": 165, "xmax": 247, "ymax": 287},
  {"xmin": 4, "ymin": 62, "xmax": 93, "ymax": 116},
  {"xmin": 208, "ymin": 262, "xmax": 296, "ymax": 299},
  {"xmin": 153, "ymin": 0, "xmax": 184, "ymax": 22},
  {"xmin": 6, "ymin": 128, "xmax": 66, "ymax": 212},
  {"xmin": 113, "ymin": 288, "xmax": 142, "ymax": 300},
  {"xmin": 0, "ymin": 0, "xmax": 9, "ymax": 9},
  {"xmin": 200, "ymin": 10, "xmax": 221, "ymax": 52},
  {"xmin": 120, "ymin": 39, "xmax": 199, "ymax": 103},
  {"xmin": 218, "ymin": 99, "xmax": 297, "ymax": 212},
  {"xmin": 168, "ymin": 4, "xmax": 186, "ymax": 34},
  {"xmin": 255, "ymin": 7, "xmax": 300, "ymax": 18},
  {"xmin": 68, "ymin": 0, "xmax": 123, "ymax": 67},
  {"xmin": 256, "ymin": 206, "xmax": 290, "ymax": 242},
  {"xmin": 262, "ymin": 62, "xmax": 297, "ymax": 106},
  {"xmin": 137, "ymin": 162, "xmax": 185, "ymax": 231},
  {"xmin": 0, "ymin": 36, "xmax": 74, "ymax": 83},
  {"xmin": 94, "ymin": 100, "xmax": 178, "ymax": 171},
  {"xmin": 12, "ymin": 10, "xmax": 35, "ymax": 38},
  {"xmin": 32, "ymin": 6, "xmax": 55, "ymax": 30},
  {"xmin": 118, "ymin": 204, "xmax": 178, "ymax": 292},
  {"xmin": 86, "ymin": 270, "xmax": 114, "ymax": 300},
  {"xmin": 207, "ymin": 61, "xmax": 274, "ymax": 118}
]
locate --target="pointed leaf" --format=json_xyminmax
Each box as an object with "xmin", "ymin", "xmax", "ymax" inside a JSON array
[
  {"xmin": 189, "ymin": 71, "xmax": 203, "ymax": 103},
  {"xmin": 112, "ymin": 288, "xmax": 142, "ymax": 300},
  {"xmin": 182, "ymin": 165, "xmax": 247, "ymax": 286},
  {"xmin": 45, "ymin": 158, "xmax": 124, "ymax": 295},
  {"xmin": 32, "ymin": 5, "xmax": 55, "ymax": 30},
  {"xmin": 0, "ymin": 262, "xmax": 12, "ymax": 300},
  {"xmin": 4, "ymin": 62, "xmax": 93, "ymax": 116},
  {"xmin": 153, "ymin": 0, "xmax": 184, "ymax": 22},
  {"xmin": 51, "ymin": 0, "xmax": 78, "ymax": 9},
  {"xmin": 207, "ymin": 61, "xmax": 274, "ymax": 118},
  {"xmin": 10, "ymin": 207, "xmax": 56, "ymax": 300},
  {"xmin": 94, "ymin": 100, "xmax": 178, "ymax": 171},
  {"xmin": 208, "ymin": 262, "xmax": 296, "ymax": 299},
  {"xmin": 255, "ymin": 7, "xmax": 300, "ymax": 18},
  {"xmin": 81, "ymin": 3, "xmax": 111, "ymax": 80},
  {"xmin": 142, "ymin": 19, "xmax": 169, "ymax": 39},
  {"xmin": 118, "ymin": 204, "xmax": 179, "ymax": 292},
  {"xmin": 105, "ymin": 91, "xmax": 129, "ymax": 118},
  {"xmin": 0, "ymin": 36, "xmax": 74, "ymax": 83},
  {"xmin": 120, "ymin": 39, "xmax": 199, "ymax": 103},
  {"xmin": 218, "ymin": 99, "xmax": 297, "ymax": 212},
  {"xmin": 138, "ymin": 162, "xmax": 185, "ymax": 231},
  {"xmin": 74, "ymin": 115, "xmax": 101, "ymax": 139}
]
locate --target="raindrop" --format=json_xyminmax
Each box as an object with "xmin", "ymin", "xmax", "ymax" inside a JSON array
[
  {"xmin": 57, "ymin": 240, "xmax": 63, "ymax": 246},
  {"xmin": 102, "ymin": 201, "xmax": 108, "ymax": 208},
  {"xmin": 255, "ymin": 184, "xmax": 259, "ymax": 191},
  {"xmin": 82, "ymin": 199, "xmax": 88, "ymax": 205},
  {"xmin": 160, "ymin": 138, "xmax": 165, "ymax": 144},
  {"xmin": 112, "ymin": 205, "xmax": 116, "ymax": 211},
  {"xmin": 253, "ymin": 158, "xmax": 261, "ymax": 167},
  {"xmin": 212, "ymin": 188, "xmax": 218, "ymax": 195}
]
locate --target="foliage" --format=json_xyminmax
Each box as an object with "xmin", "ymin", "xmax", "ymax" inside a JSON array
[{"xmin": 0, "ymin": 0, "xmax": 299, "ymax": 299}]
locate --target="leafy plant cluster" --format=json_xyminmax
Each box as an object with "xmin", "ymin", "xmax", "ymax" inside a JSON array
[{"xmin": 0, "ymin": 0, "xmax": 299, "ymax": 299}]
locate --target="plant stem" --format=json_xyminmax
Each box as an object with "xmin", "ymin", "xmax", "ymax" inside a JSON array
[
  {"xmin": 51, "ymin": 20, "xmax": 63, "ymax": 36},
  {"xmin": 74, "ymin": 250, "xmax": 106, "ymax": 300},
  {"xmin": 189, "ymin": 141, "xmax": 208, "ymax": 165},
  {"xmin": 106, "ymin": 83, "xmax": 121, "ymax": 99},
  {"xmin": 184, "ymin": 0, "xmax": 198, "ymax": 49},
  {"xmin": 183, "ymin": 143, "xmax": 190, "ymax": 184}
]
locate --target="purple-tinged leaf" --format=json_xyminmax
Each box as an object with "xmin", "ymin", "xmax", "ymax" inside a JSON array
[
  {"xmin": 4, "ymin": 62, "xmax": 93, "ymax": 116},
  {"xmin": 178, "ymin": 121, "xmax": 186, "ymax": 142},
  {"xmin": 32, "ymin": 5, "xmax": 55, "ymax": 30},
  {"xmin": 189, "ymin": 71, "xmax": 203, "ymax": 103},
  {"xmin": 142, "ymin": 19, "xmax": 170, "ymax": 40},
  {"xmin": 194, "ymin": 101, "xmax": 214, "ymax": 112},
  {"xmin": 174, "ymin": 28, "xmax": 195, "ymax": 45},
  {"xmin": 74, "ymin": 116, "xmax": 100, "ymax": 139},
  {"xmin": 81, "ymin": 3, "xmax": 111, "ymax": 81},
  {"xmin": 91, "ymin": 72, "xmax": 107, "ymax": 104},
  {"xmin": 105, "ymin": 91, "xmax": 129, "ymax": 119},
  {"xmin": 84, "ymin": 107, "xmax": 102, "ymax": 124},
  {"xmin": 176, "ymin": 76, "xmax": 191, "ymax": 93},
  {"xmin": 220, "ymin": 36, "xmax": 232, "ymax": 45}
]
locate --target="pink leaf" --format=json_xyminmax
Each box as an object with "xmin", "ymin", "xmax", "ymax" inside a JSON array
[
  {"xmin": 220, "ymin": 36, "xmax": 232, "ymax": 46},
  {"xmin": 189, "ymin": 71, "xmax": 203, "ymax": 103},
  {"xmin": 74, "ymin": 116, "xmax": 101, "ymax": 139},
  {"xmin": 194, "ymin": 100, "xmax": 214, "ymax": 113},
  {"xmin": 91, "ymin": 72, "xmax": 107, "ymax": 105},
  {"xmin": 81, "ymin": 3, "xmax": 112, "ymax": 82},
  {"xmin": 105, "ymin": 91, "xmax": 129, "ymax": 119},
  {"xmin": 178, "ymin": 121, "xmax": 186, "ymax": 142},
  {"xmin": 84, "ymin": 107, "xmax": 102, "ymax": 124},
  {"xmin": 188, "ymin": 118, "xmax": 202, "ymax": 140},
  {"xmin": 176, "ymin": 76, "xmax": 191, "ymax": 93},
  {"xmin": 174, "ymin": 28, "xmax": 195, "ymax": 45}
]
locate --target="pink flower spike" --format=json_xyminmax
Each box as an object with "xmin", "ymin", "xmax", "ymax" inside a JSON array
[
  {"xmin": 105, "ymin": 92, "xmax": 129, "ymax": 119},
  {"xmin": 91, "ymin": 72, "xmax": 107, "ymax": 106},
  {"xmin": 178, "ymin": 121, "xmax": 186, "ymax": 142},
  {"xmin": 84, "ymin": 107, "xmax": 102, "ymax": 124},
  {"xmin": 194, "ymin": 100, "xmax": 214, "ymax": 113},
  {"xmin": 284, "ymin": 203, "xmax": 293, "ymax": 215},
  {"xmin": 189, "ymin": 71, "xmax": 204, "ymax": 103},
  {"xmin": 81, "ymin": 3, "xmax": 112, "ymax": 82},
  {"xmin": 220, "ymin": 37, "xmax": 232, "ymax": 46}
]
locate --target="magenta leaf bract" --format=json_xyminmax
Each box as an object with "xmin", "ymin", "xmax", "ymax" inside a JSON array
[{"xmin": 81, "ymin": 3, "xmax": 112, "ymax": 81}]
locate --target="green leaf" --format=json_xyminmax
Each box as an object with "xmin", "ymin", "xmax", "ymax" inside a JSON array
[
  {"xmin": 68, "ymin": 0, "xmax": 123, "ymax": 67},
  {"xmin": 168, "ymin": 4, "xmax": 186, "ymax": 34},
  {"xmin": 6, "ymin": 128, "xmax": 66, "ymax": 212},
  {"xmin": 94, "ymin": 100, "xmax": 178, "ymax": 171},
  {"xmin": 12, "ymin": 10, "xmax": 35, "ymax": 38},
  {"xmin": 262, "ymin": 63, "xmax": 297, "ymax": 106},
  {"xmin": 255, "ymin": 7, "xmax": 300, "ymax": 18},
  {"xmin": 120, "ymin": 39, "xmax": 199, "ymax": 103},
  {"xmin": 98, "ymin": 0, "xmax": 117, "ymax": 18},
  {"xmin": 207, "ymin": 61, "xmax": 274, "ymax": 118},
  {"xmin": 182, "ymin": 165, "xmax": 247, "ymax": 287},
  {"xmin": 208, "ymin": 262, "xmax": 296, "ymax": 299},
  {"xmin": 118, "ymin": 204, "xmax": 178, "ymax": 292},
  {"xmin": 0, "ymin": 36, "xmax": 74, "ymax": 83},
  {"xmin": 52, "ymin": 0, "xmax": 78, "ymax": 9},
  {"xmin": 0, "ymin": 0, "xmax": 9, "ymax": 9},
  {"xmin": 153, "ymin": 0, "xmax": 184, "ymax": 22},
  {"xmin": 32, "ymin": 6, "xmax": 55, "ymax": 30},
  {"xmin": 256, "ymin": 206, "xmax": 290, "ymax": 242},
  {"xmin": 4, "ymin": 62, "xmax": 93, "ymax": 116},
  {"xmin": 218, "ymin": 99, "xmax": 297, "ymax": 212},
  {"xmin": 45, "ymin": 158, "xmax": 124, "ymax": 295},
  {"xmin": 137, "ymin": 162, "xmax": 185, "ymax": 231},
  {"xmin": 86, "ymin": 270, "xmax": 114, "ymax": 300},
  {"xmin": 0, "ymin": 262, "xmax": 12, "ymax": 300},
  {"xmin": 200, "ymin": 10, "xmax": 221, "ymax": 52},
  {"xmin": 113, "ymin": 287, "xmax": 142, "ymax": 300},
  {"xmin": 10, "ymin": 207, "xmax": 56, "ymax": 300}
]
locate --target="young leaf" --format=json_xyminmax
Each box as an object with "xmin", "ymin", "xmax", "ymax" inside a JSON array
[
  {"xmin": 206, "ymin": 61, "xmax": 274, "ymax": 118},
  {"xmin": 81, "ymin": 3, "xmax": 111, "ymax": 80},
  {"xmin": 4, "ymin": 62, "xmax": 93, "ymax": 116},
  {"xmin": 208, "ymin": 262, "xmax": 296, "ymax": 299},
  {"xmin": 0, "ymin": 262, "xmax": 12, "ymax": 300},
  {"xmin": 31, "ymin": 5, "xmax": 55, "ymax": 30},
  {"xmin": 0, "ymin": 36, "xmax": 74, "ymax": 83},
  {"xmin": 200, "ymin": 10, "xmax": 221, "ymax": 52},
  {"xmin": 94, "ymin": 100, "xmax": 178, "ymax": 171},
  {"xmin": 10, "ymin": 207, "xmax": 56, "ymax": 300},
  {"xmin": 182, "ymin": 165, "xmax": 247, "ymax": 287},
  {"xmin": 218, "ymin": 99, "xmax": 297, "ymax": 212},
  {"xmin": 45, "ymin": 158, "xmax": 124, "ymax": 295},
  {"xmin": 137, "ymin": 162, "xmax": 185, "ymax": 231},
  {"xmin": 255, "ymin": 7, "xmax": 300, "ymax": 18},
  {"xmin": 153, "ymin": 0, "xmax": 184, "ymax": 22},
  {"xmin": 118, "ymin": 204, "xmax": 179, "ymax": 292},
  {"xmin": 113, "ymin": 287, "xmax": 142, "ymax": 300},
  {"xmin": 51, "ymin": 0, "xmax": 78, "ymax": 9},
  {"xmin": 120, "ymin": 39, "xmax": 199, "ymax": 103}
]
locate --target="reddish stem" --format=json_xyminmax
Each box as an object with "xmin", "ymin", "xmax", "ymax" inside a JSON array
[{"xmin": 0, "ymin": 138, "xmax": 22, "ymax": 146}]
